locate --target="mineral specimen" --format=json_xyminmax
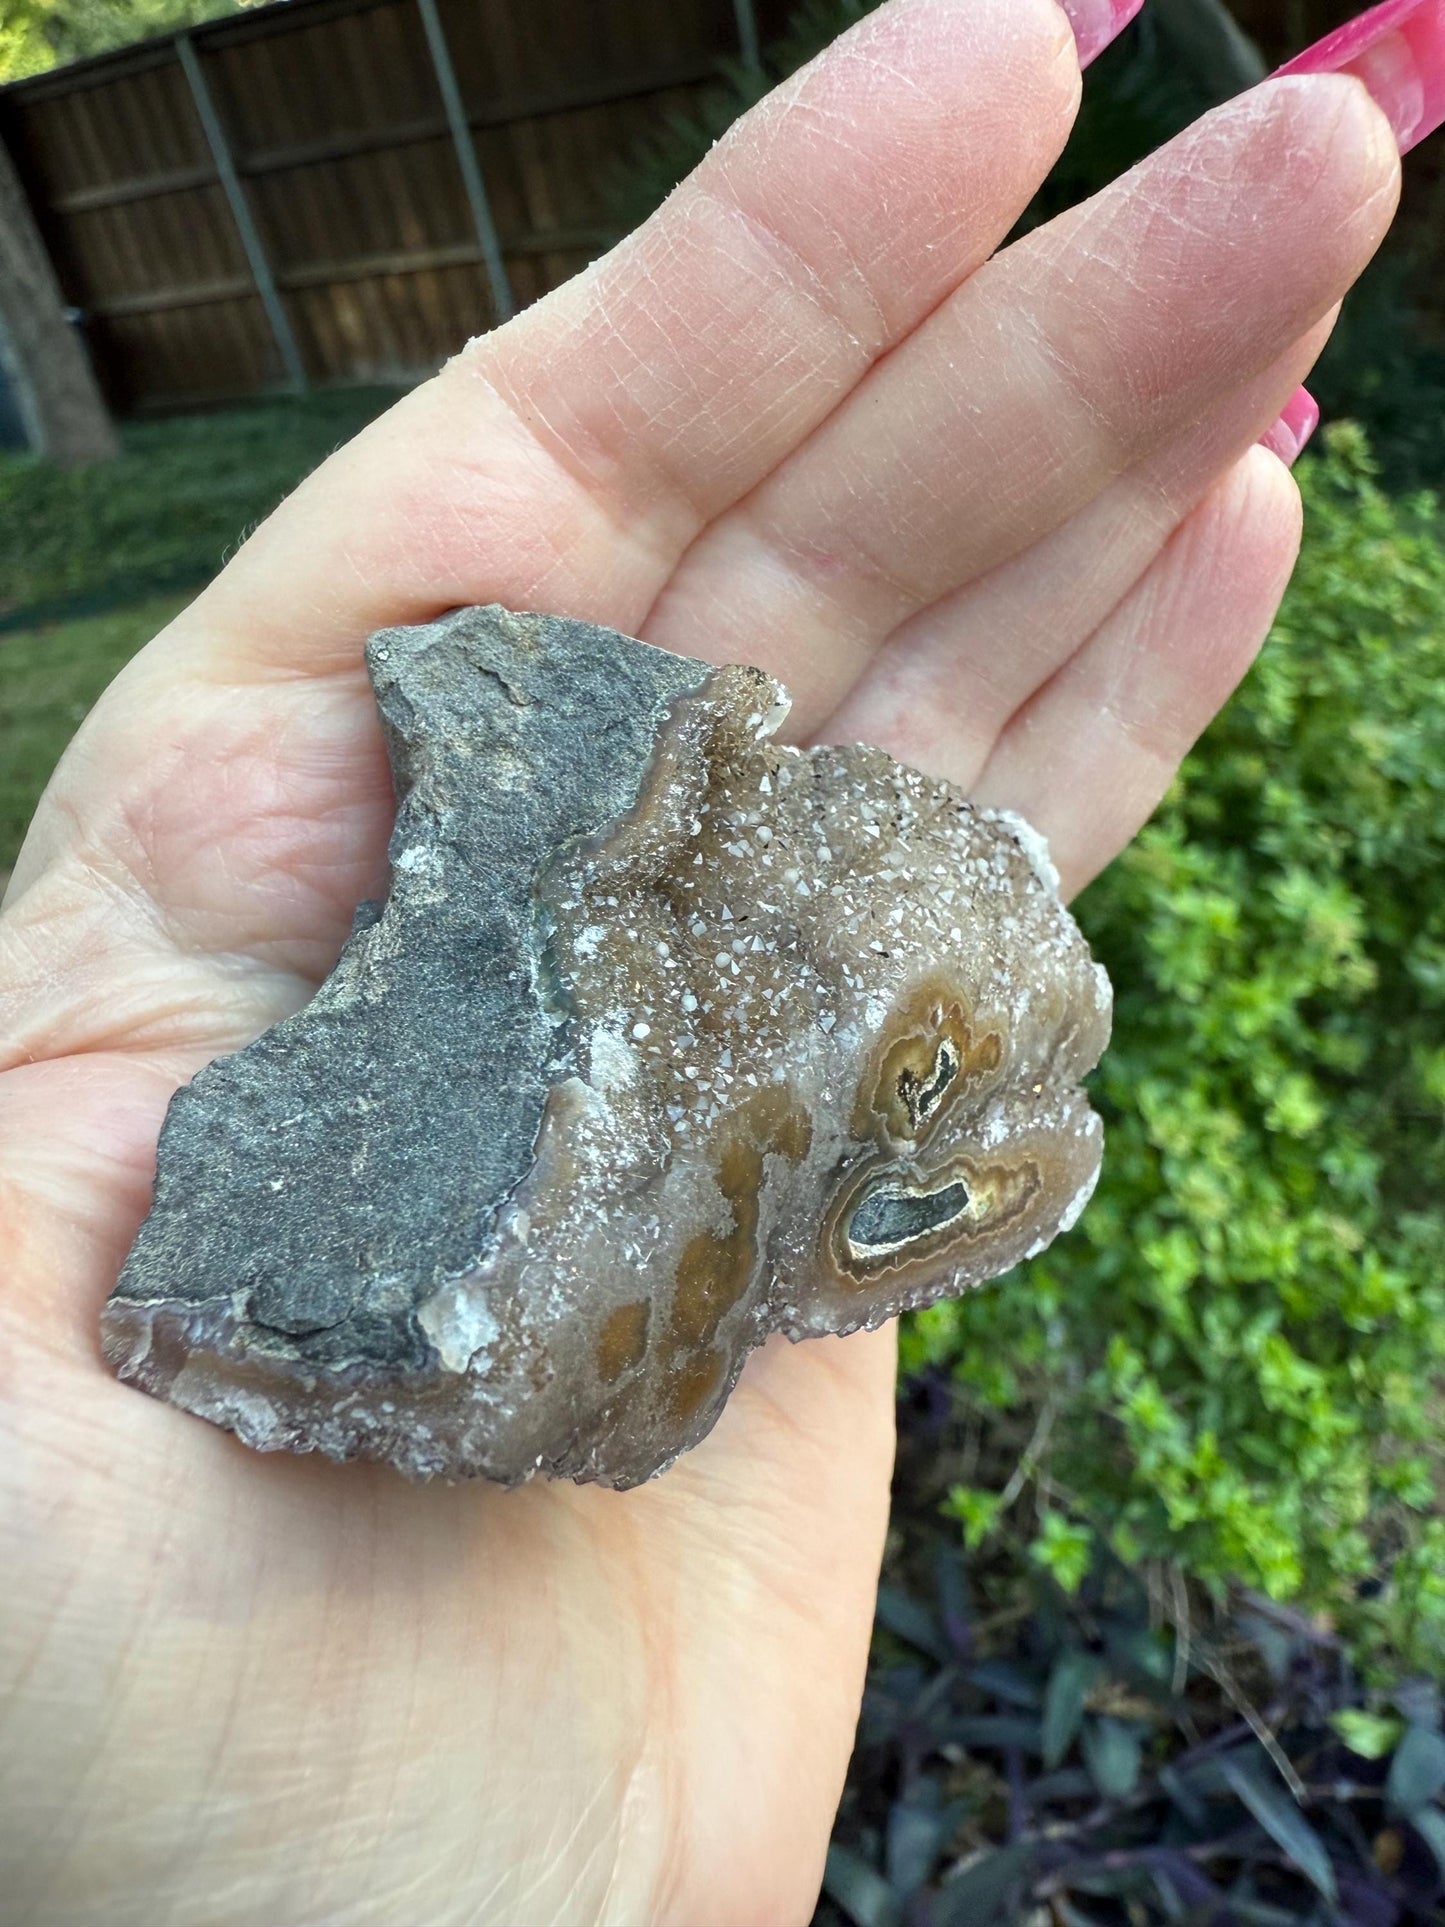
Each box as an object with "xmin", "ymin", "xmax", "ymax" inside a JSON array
[{"xmin": 103, "ymin": 605, "xmax": 1112, "ymax": 1487}]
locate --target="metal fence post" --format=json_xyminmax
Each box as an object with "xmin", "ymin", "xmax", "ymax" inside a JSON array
[
  {"xmin": 732, "ymin": 0, "xmax": 761, "ymax": 72},
  {"xmin": 415, "ymin": 0, "xmax": 514, "ymax": 326},
  {"xmin": 175, "ymin": 33, "xmax": 307, "ymax": 392}
]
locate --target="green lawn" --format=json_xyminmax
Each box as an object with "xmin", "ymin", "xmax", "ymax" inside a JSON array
[
  {"xmin": 0, "ymin": 388, "xmax": 396, "ymax": 624},
  {"xmin": 0, "ymin": 387, "xmax": 400, "ymax": 879},
  {"xmin": 0, "ymin": 594, "xmax": 192, "ymax": 875}
]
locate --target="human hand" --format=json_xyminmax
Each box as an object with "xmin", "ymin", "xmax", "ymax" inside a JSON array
[{"xmin": 0, "ymin": 2, "xmax": 1409, "ymax": 1921}]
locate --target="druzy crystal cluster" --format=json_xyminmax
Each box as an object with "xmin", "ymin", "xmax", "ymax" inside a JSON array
[{"xmin": 103, "ymin": 606, "xmax": 1111, "ymax": 1487}]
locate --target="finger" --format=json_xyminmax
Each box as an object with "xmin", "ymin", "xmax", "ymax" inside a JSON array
[
  {"xmin": 184, "ymin": 0, "xmax": 1087, "ymax": 677},
  {"xmin": 642, "ymin": 76, "xmax": 1398, "ymax": 730},
  {"xmin": 969, "ymin": 444, "xmax": 1303, "ymax": 897},
  {"xmin": 820, "ymin": 316, "xmax": 1333, "ymax": 778},
  {"xmin": 0, "ymin": 656, "xmax": 396, "ymax": 1064},
  {"xmin": 0, "ymin": 1053, "xmax": 179, "ymax": 1366}
]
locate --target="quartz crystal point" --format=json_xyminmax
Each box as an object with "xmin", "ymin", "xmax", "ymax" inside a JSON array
[{"xmin": 103, "ymin": 606, "xmax": 1112, "ymax": 1487}]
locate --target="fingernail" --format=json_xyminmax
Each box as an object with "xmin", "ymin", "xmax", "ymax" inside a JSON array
[
  {"xmin": 1276, "ymin": 0, "xmax": 1445, "ymax": 154},
  {"xmin": 1259, "ymin": 386, "xmax": 1321, "ymax": 466},
  {"xmin": 1058, "ymin": 0, "xmax": 1148, "ymax": 69}
]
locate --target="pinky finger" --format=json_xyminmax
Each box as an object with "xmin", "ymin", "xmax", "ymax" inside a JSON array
[{"xmin": 968, "ymin": 445, "xmax": 1304, "ymax": 900}]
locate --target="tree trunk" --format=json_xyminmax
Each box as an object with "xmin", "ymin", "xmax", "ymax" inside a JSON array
[{"xmin": 0, "ymin": 135, "xmax": 118, "ymax": 468}]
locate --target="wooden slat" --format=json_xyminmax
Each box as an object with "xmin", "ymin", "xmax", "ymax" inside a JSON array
[
  {"xmin": 91, "ymin": 274, "xmax": 254, "ymax": 317},
  {"xmin": 53, "ymin": 164, "xmax": 217, "ymax": 213},
  {"xmin": 87, "ymin": 226, "xmax": 621, "ymax": 315}
]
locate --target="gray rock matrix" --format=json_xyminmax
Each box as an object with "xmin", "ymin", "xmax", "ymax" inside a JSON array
[{"xmin": 104, "ymin": 606, "xmax": 1111, "ymax": 1487}]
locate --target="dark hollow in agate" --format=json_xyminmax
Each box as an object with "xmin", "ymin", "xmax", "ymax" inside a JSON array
[{"xmin": 103, "ymin": 606, "xmax": 1112, "ymax": 1487}]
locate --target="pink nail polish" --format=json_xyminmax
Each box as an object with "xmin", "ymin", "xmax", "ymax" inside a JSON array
[
  {"xmin": 1260, "ymin": 387, "xmax": 1321, "ymax": 467},
  {"xmin": 1276, "ymin": 0, "xmax": 1445, "ymax": 154},
  {"xmin": 1058, "ymin": 0, "xmax": 1148, "ymax": 69}
]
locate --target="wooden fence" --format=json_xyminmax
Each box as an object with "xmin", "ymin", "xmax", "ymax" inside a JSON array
[{"xmin": 0, "ymin": 0, "xmax": 789, "ymax": 413}]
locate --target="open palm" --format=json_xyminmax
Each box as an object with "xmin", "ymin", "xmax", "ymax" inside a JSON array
[{"xmin": 0, "ymin": 4, "xmax": 1400, "ymax": 1922}]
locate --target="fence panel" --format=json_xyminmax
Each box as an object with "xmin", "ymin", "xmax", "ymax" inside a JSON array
[{"xmin": 0, "ymin": 0, "xmax": 773, "ymax": 412}]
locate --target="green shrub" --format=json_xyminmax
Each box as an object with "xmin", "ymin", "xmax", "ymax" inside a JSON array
[
  {"xmin": 905, "ymin": 425, "xmax": 1445, "ymax": 1672},
  {"xmin": 3, "ymin": 0, "xmax": 243, "ymax": 86}
]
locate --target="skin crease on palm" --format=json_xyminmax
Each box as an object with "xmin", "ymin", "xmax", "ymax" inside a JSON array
[{"xmin": 0, "ymin": 0, "xmax": 1406, "ymax": 1918}]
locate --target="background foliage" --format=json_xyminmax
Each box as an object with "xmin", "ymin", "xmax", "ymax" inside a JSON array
[
  {"xmin": 906, "ymin": 426, "xmax": 1445, "ymax": 1677},
  {"xmin": 0, "ymin": 0, "xmax": 246, "ymax": 79},
  {"xmin": 819, "ymin": 1524, "xmax": 1445, "ymax": 1925}
]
